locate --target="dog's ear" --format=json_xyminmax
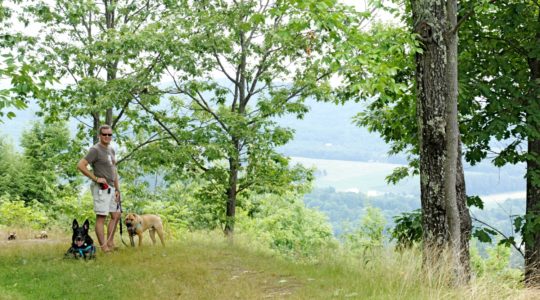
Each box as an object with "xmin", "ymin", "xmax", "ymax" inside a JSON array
[
  {"xmin": 83, "ymin": 219, "xmax": 90, "ymax": 231},
  {"xmin": 72, "ymin": 219, "xmax": 79, "ymax": 230}
]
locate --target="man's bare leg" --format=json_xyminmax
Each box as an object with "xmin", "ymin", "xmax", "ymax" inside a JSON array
[
  {"xmin": 96, "ymin": 214, "xmax": 110, "ymax": 252},
  {"xmin": 106, "ymin": 212, "xmax": 120, "ymax": 249}
]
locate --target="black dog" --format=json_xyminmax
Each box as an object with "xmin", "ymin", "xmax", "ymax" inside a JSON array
[{"xmin": 65, "ymin": 219, "xmax": 96, "ymax": 260}]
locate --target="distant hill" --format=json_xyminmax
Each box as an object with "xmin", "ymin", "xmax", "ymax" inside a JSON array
[
  {"xmin": 277, "ymin": 100, "xmax": 403, "ymax": 163},
  {"xmin": 277, "ymin": 99, "xmax": 526, "ymax": 197},
  {"xmin": 1, "ymin": 98, "xmax": 526, "ymax": 198}
]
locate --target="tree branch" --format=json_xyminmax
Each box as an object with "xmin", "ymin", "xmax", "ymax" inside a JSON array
[
  {"xmin": 132, "ymin": 93, "xmax": 209, "ymax": 172},
  {"xmin": 165, "ymin": 67, "xmax": 230, "ymax": 132},
  {"xmin": 116, "ymin": 132, "xmax": 168, "ymax": 165},
  {"xmin": 247, "ymin": 71, "xmax": 332, "ymax": 124},
  {"xmin": 452, "ymin": 0, "xmax": 497, "ymax": 34},
  {"xmin": 132, "ymin": 94, "xmax": 181, "ymax": 143},
  {"xmin": 212, "ymin": 47, "xmax": 239, "ymax": 85},
  {"xmin": 111, "ymin": 97, "xmax": 130, "ymax": 129},
  {"xmin": 471, "ymin": 214, "xmax": 524, "ymax": 257},
  {"xmin": 74, "ymin": 116, "xmax": 93, "ymax": 129}
]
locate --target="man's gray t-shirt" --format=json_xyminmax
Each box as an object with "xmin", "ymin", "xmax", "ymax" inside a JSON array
[{"xmin": 84, "ymin": 143, "xmax": 116, "ymax": 185}]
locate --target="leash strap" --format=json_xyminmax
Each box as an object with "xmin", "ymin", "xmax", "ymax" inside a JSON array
[{"xmin": 117, "ymin": 194, "xmax": 129, "ymax": 247}]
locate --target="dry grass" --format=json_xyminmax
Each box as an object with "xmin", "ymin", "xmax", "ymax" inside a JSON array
[{"xmin": 0, "ymin": 230, "xmax": 538, "ymax": 300}]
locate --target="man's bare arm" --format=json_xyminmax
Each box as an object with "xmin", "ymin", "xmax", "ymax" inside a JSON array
[{"xmin": 77, "ymin": 158, "xmax": 106, "ymax": 184}]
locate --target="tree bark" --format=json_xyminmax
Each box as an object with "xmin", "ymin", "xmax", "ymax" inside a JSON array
[
  {"xmin": 525, "ymin": 13, "xmax": 540, "ymax": 284},
  {"xmin": 224, "ymin": 137, "xmax": 240, "ymax": 236},
  {"xmin": 457, "ymin": 140, "xmax": 472, "ymax": 281},
  {"xmin": 105, "ymin": 0, "xmax": 117, "ymax": 127},
  {"xmin": 525, "ymin": 139, "xmax": 540, "ymax": 286},
  {"xmin": 444, "ymin": 0, "xmax": 468, "ymax": 284},
  {"xmin": 92, "ymin": 113, "xmax": 100, "ymax": 144},
  {"xmin": 414, "ymin": 0, "xmax": 450, "ymax": 253},
  {"xmin": 412, "ymin": 0, "xmax": 470, "ymax": 284}
]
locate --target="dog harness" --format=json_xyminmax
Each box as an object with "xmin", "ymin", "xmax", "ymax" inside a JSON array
[
  {"xmin": 68, "ymin": 244, "xmax": 96, "ymax": 258},
  {"xmin": 78, "ymin": 245, "xmax": 96, "ymax": 257}
]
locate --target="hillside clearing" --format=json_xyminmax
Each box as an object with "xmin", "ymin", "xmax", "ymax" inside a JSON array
[{"xmin": 1, "ymin": 232, "xmax": 538, "ymax": 300}]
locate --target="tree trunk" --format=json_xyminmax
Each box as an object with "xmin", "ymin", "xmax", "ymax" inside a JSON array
[
  {"xmin": 525, "ymin": 139, "xmax": 540, "ymax": 286},
  {"xmin": 525, "ymin": 18, "xmax": 540, "ymax": 284},
  {"xmin": 224, "ymin": 138, "xmax": 240, "ymax": 236},
  {"xmin": 444, "ymin": 0, "xmax": 468, "ymax": 284},
  {"xmin": 414, "ymin": 0, "xmax": 450, "ymax": 254},
  {"xmin": 92, "ymin": 113, "xmax": 100, "ymax": 144},
  {"xmin": 413, "ymin": 0, "xmax": 470, "ymax": 283},
  {"xmin": 457, "ymin": 140, "xmax": 472, "ymax": 281},
  {"xmin": 105, "ymin": 0, "xmax": 117, "ymax": 127}
]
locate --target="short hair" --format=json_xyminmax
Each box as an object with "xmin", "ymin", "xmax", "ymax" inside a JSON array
[{"xmin": 98, "ymin": 124, "xmax": 112, "ymax": 134}]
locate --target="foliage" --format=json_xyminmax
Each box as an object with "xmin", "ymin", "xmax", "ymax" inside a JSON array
[
  {"xmin": 15, "ymin": 0, "xmax": 172, "ymax": 156},
  {"xmin": 351, "ymin": 21, "xmax": 420, "ymax": 184},
  {"xmin": 390, "ymin": 208, "xmax": 422, "ymax": 249},
  {"xmin": 0, "ymin": 195, "xmax": 49, "ymax": 229},
  {"xmin": 129, "ymin": 0, "xmax": 396, "ymax": 232},
  {"xmin": 46, "ymin": 193, "xmax": 95, "ymax": 228},
  {"xmin": 237, "ymin": 192, "xmax": 336, "ymax": 260},
  {"xmin": 0, "ymin": 137, "xmax": 30, "ymax": 199},
  {"xmin": 459, "ymin": 0, "xmax": 540, "ymax": 168},
  {"xmin": 304, "ymin": 187, "xmax": 420, "ymax": 235},
  {"xmin": 0, "ymin": 121, "xmax": 80, "ymax": 204},
  {"xmin": 0, "ymin": 2, "xmax": 56, "ymax": 121},
  {"xmin": 20, "ymin": 121, "xmax": 82, "ymax": 202},
  {"xmin": 118, "ymin": 175, "xmax": 227, "ymax": 232},
  {"xmin": 470, "ymin": 239, "xmax": 523, "ymax": 284},
  {"xmin": 119, "ymin": 180, "xmax": 196, "ymax": 237},
  {"xmin": 340, "ymin": 206, "xmax": 387, "ymax": 254},
  {"xmin": 459, "ymin": 3, "xmax": 540, "ymax": 280}
]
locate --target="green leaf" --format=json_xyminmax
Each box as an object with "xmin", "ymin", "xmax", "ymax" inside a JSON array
[
  {"xmin": 513, "ymin": 216, "xmax": 524, "ymax": 233},
  {"xmin": 473, "ymin": 228, "xmax": 493, "ymax": 243},
  {"xmin": 467, "ymin": 195, "xmax": 484, "ymax": 209}
]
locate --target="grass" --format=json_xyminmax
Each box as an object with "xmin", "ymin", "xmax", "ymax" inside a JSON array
[{"xmin": 0, "ymin": 231, "xmax": 539, "ymax": 300}]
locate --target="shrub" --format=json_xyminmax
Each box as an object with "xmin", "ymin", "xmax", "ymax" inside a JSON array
[
  {"xmin": 390, "ymin": 209, "xmax": 422, "ymax": 249},
  {"xmin": 0, "ymin": 195, "xmax": 49, "ymax": 229},
  {"xmin": 237, "ymin": 192, "xmax": 337, "ymax": 260}
]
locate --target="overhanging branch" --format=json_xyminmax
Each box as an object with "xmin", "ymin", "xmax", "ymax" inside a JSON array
[
  {"xmin": 471, "ymin": 214, "xmax": 524, "ymax": 257},
  {"xmin": 116, "ymin": 133, "xmax": 169, "ymax": 165}
]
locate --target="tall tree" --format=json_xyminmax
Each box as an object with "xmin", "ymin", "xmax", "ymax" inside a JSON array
[
  {"xmin": 18, "ymin": 0, "xmax": 167, "ymax": 145},
  {"xmin": 0, "ymin": 121, "xmax": 77, "ymax": 203},
  {"xmin": 135, "ymin": 0, "xmax": 402, "ymax": 235},
  {"xmin": 359, "ymin": 0, "xmax": 540, "ymax": 285},
  {"xmin": 459, "ymin": 0, "xmax": 540, "ymax": 286},
  {"xmin": 356, "ymin": 0, "xmax": 471, "ymax": 282}
]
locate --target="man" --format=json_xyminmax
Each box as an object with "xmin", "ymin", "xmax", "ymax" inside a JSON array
[{"xmin": 77, "ymin": 124, "xmax": 121, "ymax": 253}]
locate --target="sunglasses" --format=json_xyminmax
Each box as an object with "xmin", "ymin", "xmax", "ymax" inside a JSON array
[{"xmin": 101, "ymin": 133, "xmax": 113, "ymax": 137}]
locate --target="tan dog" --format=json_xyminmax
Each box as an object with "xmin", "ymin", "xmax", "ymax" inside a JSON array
[{"xmin": 124, "ymin": 213, "xmax": 165, "ymax": 247}]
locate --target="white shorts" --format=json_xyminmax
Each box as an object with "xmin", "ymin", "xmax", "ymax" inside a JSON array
[{"xmin": 90, "ymin": 182, "xmax": 118, "ymax": 216}]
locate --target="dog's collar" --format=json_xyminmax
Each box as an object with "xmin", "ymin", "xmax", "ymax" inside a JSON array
[
  {"xmin": 126, "ymin": 222, "xmax": 142, "ymax": 230},
  {"xmin": 78, "ymin": 245, "xmax": 95, "ymax": 254},
  {"xmin": 127, "ymin": 222, "xmax": 142, "ymax": 234}
]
